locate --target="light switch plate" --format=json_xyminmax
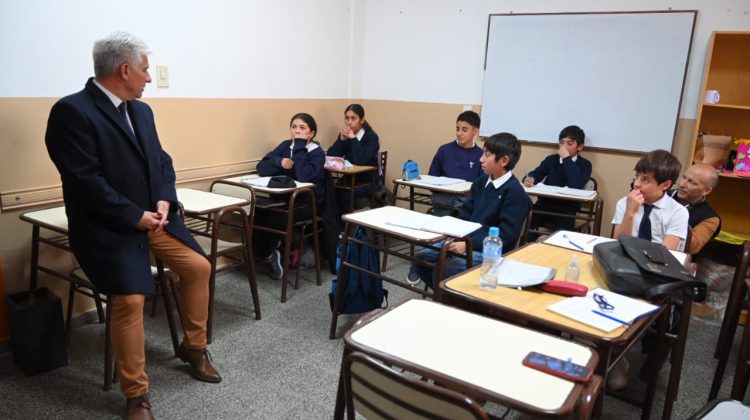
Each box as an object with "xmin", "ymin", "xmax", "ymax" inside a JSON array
[{"xmin": 156, "ymin": 65, "xmax": 169, "ymax": 88}]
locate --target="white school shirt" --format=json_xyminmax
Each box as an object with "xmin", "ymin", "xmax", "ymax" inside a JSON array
[{"xmin": 612, "ymin": 192, "xmax": 689, "ymax": 251}]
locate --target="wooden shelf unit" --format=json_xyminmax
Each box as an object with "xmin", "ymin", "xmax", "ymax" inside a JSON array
[{"xmin": 690, "ymin": 32, "xmax": 750, "ymax": 237}]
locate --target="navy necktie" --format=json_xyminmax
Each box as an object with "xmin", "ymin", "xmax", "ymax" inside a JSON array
[
  {"xmin": 638, "ymin": 204, "xmax": 654, "ymax": 240},
  {"xmin": 118, "ymin": 102, "xmax": 134, "ymax": 136}
]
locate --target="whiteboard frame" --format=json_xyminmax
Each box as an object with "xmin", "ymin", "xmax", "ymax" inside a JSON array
[{"xmin": 481, "ymin": 10, "xmax": 697, "ymax": 154}]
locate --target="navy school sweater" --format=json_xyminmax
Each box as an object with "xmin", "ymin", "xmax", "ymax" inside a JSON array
[
  {"xmin": 528, "ymin": 154, "xmax": 592, "ymax": 212},
  {"xmin": 256, "ymin": 139, "xmax": 326, "ymax": 204},
  {"xmin": 428, "ymin": 140, "xmax": 484, "ymax": 181},
  {"xmin": 327, "ymin": 128, "xmax": 380, "ymax": 183},
  {"xmin": 457, "ymin": 173, "xmax": 532, "ymax": 252}
]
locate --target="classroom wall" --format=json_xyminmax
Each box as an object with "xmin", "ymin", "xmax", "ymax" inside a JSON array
[{"xmin": 1, "ymin": 1, "xmax": 748, "ymax": 322}]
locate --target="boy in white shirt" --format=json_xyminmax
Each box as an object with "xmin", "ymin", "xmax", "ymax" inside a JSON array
[{"xmin": 612, "ymin": 149, "xmax": 688, "ymax": 251}]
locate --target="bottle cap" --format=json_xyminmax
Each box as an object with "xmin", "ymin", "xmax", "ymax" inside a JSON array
[{"xmin": 489, "ymin": 226, "xmax": 499, "ymax": 236}]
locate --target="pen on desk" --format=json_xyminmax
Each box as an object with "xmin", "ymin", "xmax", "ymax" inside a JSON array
[
  {"xmin": 568, "ymin": 240, "xmax": 584, "ymax": 251},
  {"xmin": 586, "ymin": 237, "xmax": 598, "ymax": 245},
  {"xmin": 591, "ymin": 310, "xmax": 632, "ymax": 327}
]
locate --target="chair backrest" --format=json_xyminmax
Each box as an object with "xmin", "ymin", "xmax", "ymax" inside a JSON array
[
  {"xmin": 377, "ymin": 150, "xmax": 388, "ymax": 187},
  {"xmin": 343, "ymin": 352, "xmax": 488, "ymax": 420},
  {"xmin": 583, "ymin": 177, "xmax": 598, "ymax": 191},
  {"xmin": 518, "ymin": 210, "xmax": 534, "ymax": 248},
  {"xmin": 210, "ymin": 179, "xmax": 255, "ymax": 216}
]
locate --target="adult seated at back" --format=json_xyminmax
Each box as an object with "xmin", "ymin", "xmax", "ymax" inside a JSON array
[
  {"xmin": 327, "ymin": 103, "xmax": 379, "ymax": 214},
  {"xmin": 523, "ymin": 125, "xmax": 592, "ymax": 234},
  {"xmin": 408, "ymin": 132, "xmax": 532, "ymax": 289},
  {"xmin": 612, "ymin": 149, "xmax": 688, "ymax": 251},
  {"xmin": 427, "ymin": 110, "xmax": 483, "ymax": 215},
  {"xmin": 668, "ymin": 163, "xmax": 721, "ymax": 255}
]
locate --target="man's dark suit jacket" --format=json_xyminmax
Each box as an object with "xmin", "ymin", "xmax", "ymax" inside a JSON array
[{"xmin": 45, "ymin": 78, "xmax": 204, "ymax": 295}]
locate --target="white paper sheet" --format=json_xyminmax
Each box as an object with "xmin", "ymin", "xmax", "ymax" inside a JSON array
[{"xmin": 543, "ymin": 231, "xmax": 616, "ymax": 254}]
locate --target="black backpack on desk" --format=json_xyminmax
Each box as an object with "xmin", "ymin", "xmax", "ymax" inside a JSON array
[{"xmin": 592, "ymin": 236, "xmax": 706, "ymax": 302}]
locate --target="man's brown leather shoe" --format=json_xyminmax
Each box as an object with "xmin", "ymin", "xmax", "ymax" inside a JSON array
[
  {"xmin": 176, "ymin": 342, "xmax": 222, "ymax": 383},
  {"xmin": 126, "ymin": 394, "xmax": 155, "ymax": 420}
]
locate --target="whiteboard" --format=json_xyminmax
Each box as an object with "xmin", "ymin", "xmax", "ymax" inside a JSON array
[{"xmin": 480, "ymin": 11, "xmax": 696, "ymax": 153}]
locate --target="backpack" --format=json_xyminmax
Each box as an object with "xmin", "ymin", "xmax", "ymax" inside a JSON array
[
  {"xmin": 402, "ymin": 159, "xmax": 420, "ymax": 181},
  {"xmin": 328, "ymin": 227, "xmax": 388, "ymax": 314}
]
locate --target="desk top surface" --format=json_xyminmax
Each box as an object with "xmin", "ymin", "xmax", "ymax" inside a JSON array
[
  {"xmin": 342, "ymin": 206, "xmax": 445, "ymax": 242},
  {"xmin": 393, "ymin": 174, "xmax": 472, "ymax": 194},
  {"xmin": 223, "ymin": 175, "xmax": 314, "ymax": 194},
  {"xmin": 177, "ymin": 188, "xmax": 251, "ymax": 214},
  {"xmin": 442, "ymin": 242, "xmax": 641, "ymax": 340},
  {"xmin": 347, "ymin": 299, "xmax": 595, "ymax": 412},
  {"xmin": 20, "ymin": 206, "xmax": 68, "ymax": 231},
  {"xmin": 524, "ymin": 185, "xmax": 598, "ymax": 202},
  {"xmin": 326, "ymin": 165, "xmax": 375, "ymax": 174}
]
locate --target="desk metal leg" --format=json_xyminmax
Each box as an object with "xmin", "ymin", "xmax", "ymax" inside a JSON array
[
  {"xmin": 29, "ymin": 225, "xmax": 40, "ymax": 290},
  {"xmin": 662, "ymin": 299, "xmax": 692, "ymax": 419},
  {"xmin": 280, "ymin": 210, "xmax": 295, "ymax": 303},
  {"xmin": 333, "ymin": 347, "xmax": 351, "ymax": 420}
]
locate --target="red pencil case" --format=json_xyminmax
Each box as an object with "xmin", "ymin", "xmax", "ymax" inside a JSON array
[{"xmin": 540, "ymin": 280, "xmax": 589, "ymax": 297}]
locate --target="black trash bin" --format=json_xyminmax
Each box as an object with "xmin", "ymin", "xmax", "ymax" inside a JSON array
[{"xmin": 6, "ymin": 287, "xmax": 68, "ymax": 375}]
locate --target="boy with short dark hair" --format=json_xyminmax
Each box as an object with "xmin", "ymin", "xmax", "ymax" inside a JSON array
[
  {"xmin": 409, "ymin": 132, "xmax": 532, "ymax": 288},
  {"xmin": 612, "ymin": 149, "xmax": 688, "ymax": 251},
  {"xmin": 608, "ymin": 149, "xmax": 689, "ymax": 390},
  {"xmin": 428, "ymin": 110, "xmax": 484, "ymax": 215},
  {"xmin": 523, "ymin": 125, "xmax": 592, "ymax": 232}
]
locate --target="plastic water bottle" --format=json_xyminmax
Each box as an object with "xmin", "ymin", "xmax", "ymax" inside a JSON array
[
  {"xmin": 565, "ymin": 254, "xmax": 580, "ymax": 283},
  {"xmin": 479, "ymin": 227, "xmax": 503, "ymax": 290}
]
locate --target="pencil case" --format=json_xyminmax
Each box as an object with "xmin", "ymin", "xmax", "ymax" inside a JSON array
[{"xmin": 540, "ymin": 280, "xmax": 589, "ymax": 297}]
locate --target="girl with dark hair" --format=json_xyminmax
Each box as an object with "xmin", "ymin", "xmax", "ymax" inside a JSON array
[
  {"xmin": 255, "ymin": 113, "xmax": 325, "ymax": 279},
  {"xmin": 327, "ymin": 104, "xmax": 380, "ymax": 212}
]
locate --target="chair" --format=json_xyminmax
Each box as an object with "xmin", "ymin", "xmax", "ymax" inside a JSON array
[
  {"xmin": 709, "ymin": 240, "xmax": 750, "ymax": 400},
  {"xmin": 574, "ymin": 177, "xmax": 599, "ymax": 234},
  {"xmin": 342, "ymin": 351, "xmax": 488, "ymax": 420},
  {"xmin": 248, "ymin": 181, "xmax": 322, "ymax": 302},
  {"xmin": 183, "ymin": 180, "xmax": 261, "ymax": 341},
  {"xmin": 66, "ymin": 260, "xmax": 180, "ymax": 391}
]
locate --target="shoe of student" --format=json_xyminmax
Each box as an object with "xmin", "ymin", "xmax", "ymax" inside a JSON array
[
  {"xmin": 267, "ymin": 249, "xmax": 283, "ymax": 280},
  {"xmin": 406, "ymin": 268, "xmax": 421, "ymax": 286},
  {"xmin": 126, "ymin": 393, "xmax": 155, "ymax": 420},
  {"xmin": 300, "ymin": 247, "xmax": 316, "ymax": 268},
  {"xmin": 176, "ymin": 341, "xmax": 222, "ymax": 383},
  {"xmin": 607, "ymin": 356, "xmax": 630, "ymax": 391}
]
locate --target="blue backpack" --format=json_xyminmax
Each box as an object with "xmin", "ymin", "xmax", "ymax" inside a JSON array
[
  {"xmin": 328, "ymin": 228, "xmax": 388, "ymax": 314},
  {"xmin": 402, "ymin": 160, "xmax": 420, "ymax": 181}
]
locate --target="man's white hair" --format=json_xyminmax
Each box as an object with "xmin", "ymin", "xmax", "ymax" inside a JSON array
[{"xmin": 92, "ymin": 31, "xmax": 150, "ymax": 78}]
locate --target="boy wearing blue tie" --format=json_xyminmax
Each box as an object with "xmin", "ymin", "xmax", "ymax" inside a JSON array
[{"xmin": 612, "ymin": 149, "xmax": 688, "ymax": 251}]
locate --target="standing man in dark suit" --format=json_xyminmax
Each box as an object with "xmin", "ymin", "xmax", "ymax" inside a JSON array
[{"xmin": 45, "ymin": 31, "xmax": 220, "ymax": 420}]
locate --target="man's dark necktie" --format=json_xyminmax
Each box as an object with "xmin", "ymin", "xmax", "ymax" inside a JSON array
[
  {"xmin": 118, "ymin": 102, "xmax": 134, "ymax": 136},
  {"xmin": 638, "ymin": 203, "xmax": 654, "ymax": 240}
]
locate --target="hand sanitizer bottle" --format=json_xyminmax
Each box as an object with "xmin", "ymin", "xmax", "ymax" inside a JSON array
[{"xmin": 565, "ymin": 254, "xmax": 580, "ymax": 283}]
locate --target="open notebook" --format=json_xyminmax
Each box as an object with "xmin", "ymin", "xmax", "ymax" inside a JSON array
[
  {"xmin": 547, "ymin": 288, "xmax": 659, "ymax": 332},
  {"xmin": 386, "ymin": 213, "xmax": 481, "ymax": 238}
]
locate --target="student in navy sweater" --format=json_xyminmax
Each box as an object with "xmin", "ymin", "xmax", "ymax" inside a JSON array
[
  {"xmin": 327, "ymin": 104, "xmax": 379, "ymax": 213},
  {"xmin": 255, "ymin": 113, "xmax": 325, "ymax": 280},
  {"xmin": 428, "ymin": 110, "xmax": 484, "ymax": 215},
  {"xmin": 409, "ymin": 132, "xmax": 532, "ymax": 288},
  {"xmin": 523, "ymin": 125, "xmax": 592, "ymax": 234}
]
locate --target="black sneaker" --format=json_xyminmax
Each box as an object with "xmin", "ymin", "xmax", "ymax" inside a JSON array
[
  {"xmin": 406, "ymin": 268, "xmax": 421, "ymax": 286},
  {"xmin": 268, "ymin": 250, "xmax": 283, "ymax": 280}
]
